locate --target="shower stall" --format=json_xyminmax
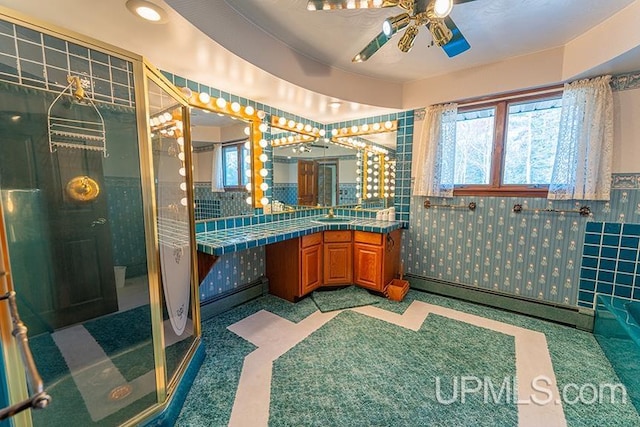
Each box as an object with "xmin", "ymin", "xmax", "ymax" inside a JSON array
[{"xmin": 0, "ymin": 10, "xmax": 200, "ymax": 427}]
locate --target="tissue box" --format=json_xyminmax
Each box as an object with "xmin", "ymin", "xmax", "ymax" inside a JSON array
[{"xmin": 386, "ymin": 278, "xmax": 409, "ymax": 302}]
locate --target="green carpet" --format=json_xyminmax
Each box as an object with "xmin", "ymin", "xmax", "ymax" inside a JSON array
[
  {"xmin": 311, "ymin": 286, "xmax": 384, "ymax": 312},
  {"xmin": 176, "ymin": 290, "xmax": 640, "ymax": 427},
  {"xmin": 270, "ymin": 310, "xmax": 517, "ymax": 426}
]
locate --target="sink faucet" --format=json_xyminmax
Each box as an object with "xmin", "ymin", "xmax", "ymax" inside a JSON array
[{"xmin": 327, "ymin": 208, "xmax": 335, "ymax": 218}]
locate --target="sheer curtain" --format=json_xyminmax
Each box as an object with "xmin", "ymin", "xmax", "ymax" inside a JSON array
[
  {"xmin": 548, "ymin": 75, "xmax": 613, "ymax": 200},
  {"xmin": 211, "ymin": 143, "xmax": 225, "ymax": 192},
  {"xmin": 413, "ymin": 103, "xmax": 458, "ymax": 197}
]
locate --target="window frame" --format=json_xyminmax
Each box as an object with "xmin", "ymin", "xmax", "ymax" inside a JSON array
[
  {"xmin": 222, "ymin": 142, "xmax": 249, "ymax": 190},
  {"xmin": 454, "ymin": 89, "xmax": 563, "ymax": 198}
]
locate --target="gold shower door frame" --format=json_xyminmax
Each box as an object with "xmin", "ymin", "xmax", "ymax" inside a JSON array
[{"xmin": 0, "ymin": 7, "xmax": 201, "ymax": 426}]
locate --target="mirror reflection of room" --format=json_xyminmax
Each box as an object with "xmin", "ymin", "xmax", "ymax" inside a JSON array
[
  {"xmin": 190, "ymin": 108, "xmax": 253, "ymax": 220},
  {"xmin": 271, "ymin": 129, "xmax": 397, "ymax": 209}
]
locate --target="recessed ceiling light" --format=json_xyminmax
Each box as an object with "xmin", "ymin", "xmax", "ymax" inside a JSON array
[
  {"xmin": 126, "ymin": 0, "xmax": 168, "ymax": 23},
  {"xmin": 329, "ymin": 101, "xmax": 342, "ymax": 109}
]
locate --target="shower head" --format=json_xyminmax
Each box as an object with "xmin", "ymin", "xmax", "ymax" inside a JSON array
[{"xmin": 67, "ymin": 75, "xmax": 85, "ymax": 101}]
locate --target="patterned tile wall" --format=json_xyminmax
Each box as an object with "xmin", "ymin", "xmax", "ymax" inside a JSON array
[
  {"xmin": 194, "ymin": 183, "xmax": 251, "ymax": 220},
  {"xmin": 401, "ymin": 179, "xmax": 640, "ymax": 307},
  {"xmin": 0, "ymin": 19, "xmax": 134, "ymax": 106},
  {"xmin": 272, "ymin": 183, "xmax": 297, "ymax": 206},
  {"xmin": 339, "ymin": 183, "xmax": 358, "ymax": 205},
  {"xmin": 199, "ymin": 247, "xmax": 265, "ymax": 302}
]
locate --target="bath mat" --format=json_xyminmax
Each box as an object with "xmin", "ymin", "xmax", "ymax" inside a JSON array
[{"xmin": 311, "ymin": 286, "xmax": 383, "ymax": 312}]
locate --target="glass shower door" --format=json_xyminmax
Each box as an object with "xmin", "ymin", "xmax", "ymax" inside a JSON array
[{"xmin": 0, "ymin": 76, "xmax": 156, "ymax": 426}]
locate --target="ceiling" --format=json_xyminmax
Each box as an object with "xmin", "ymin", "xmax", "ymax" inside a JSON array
[
  {"xmin": 2, "ymin": 0, "xmax": 640, "ymax": 123},
  {"xmin": 216, "ymin": 0, "xmax": 635, "ymax": 82}
]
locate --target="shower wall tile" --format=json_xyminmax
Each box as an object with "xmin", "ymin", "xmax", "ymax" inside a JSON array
[
  {"xmin": 0, "ymin": 17, "xmax": 134, "ymax": 106},
  {"xmin": 105, "ymin": 177, "xmax": 147, "ymax": 277},
  {"xmin": 273, "ymin": 183, "xmax": 297, "ymax": 206}
]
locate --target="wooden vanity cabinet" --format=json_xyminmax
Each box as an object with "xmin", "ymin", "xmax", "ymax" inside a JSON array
[
  {"xmin": 353, "ymin": 229, "xmax": 402, "ymax": 292},
  {"xmin": 323, "ymin": 231, "xmax": 353, "ymax": 285},
  {"xmin": 266, "ymin": 232, "xmax": 322, "ymax": 302}
]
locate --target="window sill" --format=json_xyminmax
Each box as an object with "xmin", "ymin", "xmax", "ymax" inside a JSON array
[{"xmin": 454, "ymin": 187, "xmax": 549, "ymax": 198}]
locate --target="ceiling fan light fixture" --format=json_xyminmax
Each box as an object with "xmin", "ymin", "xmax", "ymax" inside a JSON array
[
  {"xmin": 428, "ymin": 0, "xmax": 453, "ymax": 19},
  {"xmin": 397, "ymin": 25, "xmax": 419, "ymax": 53},
  {"xmin": 382, "ymin": 13, "xmax": 410, "ymax": 37},
  {"xmin": 429, "ymin": 19, "xmax": 453, "ymax": 47}
]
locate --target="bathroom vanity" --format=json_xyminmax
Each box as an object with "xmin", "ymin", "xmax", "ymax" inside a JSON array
[{"xmin": 266, "ymin": 228, "xmax": 402, "ymax": 302}]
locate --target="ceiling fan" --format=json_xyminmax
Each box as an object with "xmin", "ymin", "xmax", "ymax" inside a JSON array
[{"xmin": 307, "ymin": 0, "xmax": 476, "ymax": 62}]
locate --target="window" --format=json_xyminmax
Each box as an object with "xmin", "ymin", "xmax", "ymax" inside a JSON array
[
  {"xmin": 454, "ymin": 91, "xmax": 562, "ymax": 196},
  {"xmin": 222, "ymin": 143, "xmax": 250, "ymax": 188}
]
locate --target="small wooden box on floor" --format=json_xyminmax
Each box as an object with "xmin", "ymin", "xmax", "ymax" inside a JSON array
[{"xmin": 386, "ymin": 278, "xmax": 409, "ymax": 302}]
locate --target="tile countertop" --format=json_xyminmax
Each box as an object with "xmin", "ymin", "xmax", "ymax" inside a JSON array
[{"xmin": 197, "ymin": 216, "xmax": 405, "ymax": 256}]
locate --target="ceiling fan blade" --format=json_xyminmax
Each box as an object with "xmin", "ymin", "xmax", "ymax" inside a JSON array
[
  {"xmin": 440, "ymin": 16, "xmax": 470, "ymax": 57},
  {"xmin": 452, "ymin": 0, "xmax": 477, "ymax": 4},
  {"xmin": 307, "ymin": 0, "xmax": 400, "ymax": 11},
  {"xmin": 352, "ymin": 31, "xmax": 392, "ymax": 62}
]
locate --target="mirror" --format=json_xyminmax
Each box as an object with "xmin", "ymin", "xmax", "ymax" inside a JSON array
[
  {"xmin": 190, "ymin": 108, "xmax": 253, "ymax": 220},
  {"xmin": 270, "ymin": 118, "xmax": 397, "ymax": 210},
  {"xmin": 182, "ymin": 89, "xmax": 270, "ymax": 218}
]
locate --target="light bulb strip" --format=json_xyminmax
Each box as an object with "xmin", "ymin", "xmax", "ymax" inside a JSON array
[
  {"xmin": 270, "ymin": 133, "xmax": 316, "ymax": 147},
  {"xmin": 330, "ymin": 120, "xmax": 397, "ymax": 138},
  {"xmin": 270, "ymin": 116, "xmax": 323, "ymax": 138}
]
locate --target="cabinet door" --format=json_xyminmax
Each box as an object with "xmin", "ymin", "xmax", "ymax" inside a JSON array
[
  {"xmin": 324, "ymin": 242, "xmax": 352, "ymax": 285},
  {"xmin": 300, "ymin": 244, "xmax": 322, "ymax": 295},
  {"xmin": 353, "ymin": 243, "xmax": 383, "ymax": 291}
]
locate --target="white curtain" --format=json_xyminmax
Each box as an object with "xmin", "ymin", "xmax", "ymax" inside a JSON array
[
  {"xmin": 548, "ymin": 75, "xmax": 613, "ymax": 200},
  {"xmin": 413, "ymin": 103, "xmax": 458, "ymax": 197},
  {"xmin": 211, "ymin": 143, "xmax": 225, "ymax": 192}
]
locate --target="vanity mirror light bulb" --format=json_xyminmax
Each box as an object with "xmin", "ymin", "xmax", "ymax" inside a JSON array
[
  {"xmin": 374, "ymin": 192, "xmax": 379, "ymax": 197},
  {"xmin": 259, "ymin": 123, "xmax": 268, "ymax": 132},
  {"xmin": 356, "ymin": 193, "xmax": 361, "ymax": 198},
  {"xmin": 216, "ymin": 97, "xmax": 227, "ymax": 108},
  {"xmin": 158, "ymin": 115, "xmax": 167, "ymax": 124},
  {"xmin": 259, "ymin": 139, "xmax": 268, "ymax": 148},
  {"xmin": 259, "ymin": 168, "xmax": 268, "ymax": 177},
  {"xmin": 356, "ymin": 177, "xmax": 361, "ymax": 182},
  {"xmin": 231, "ymin": 102, "xmax": 241, "ymax": 112},
  {"xmin": 176, "ymin": 121, "xmax": 183, "ymax": 131},
  {"xmin": 259, "ymin": 153, "xmax": 268, "ymax": 162},
  {"xmin": 356, "ymin": 152, "xmax": 362, "ymax": 158},
  {"xmin": 178, "ymin": 152, "xmax": 185, "ymax": 161},
  {"xmin": 331, "ymin": 129, "xmax": 338, "ymax": 136},
  {"xmin": 367, "ymin": 193, "xmax": 372, "ymax": 198},
  {"xmin": 384, "ymin": 193, "xmax": 389, "ymax": 197},
  {"xmin": 372, "ymin": 123, "xmax": 381, "ymax": 131},
  {"xmin": 367, "ymin": 176, "xmax": 373, "ymax": 182},
  {"xmin": 384, "ymin": 120, "xmax": 393, "ymax": 129},
  {"xmin": 361, "ymin": 124, "xmax": 369, "ymax": 132},
  {"xmin": 246, "ymin": 196, "xmax": 252, "ymax": 205},
  {"xmin": 244, "ymin": 155, "xmax": 251, "ymax": 164},
  {"xmin": 180, "ymin": 197, "xmax": 188, "ymax": 206},
  {"xmin": 245, "ymin": 106, "xmax": 255, "ymax": 116},
  {"xmin": 367, "ymin": 184, "xmax": 372, "ymax": 190},
  {"xmin": 296, "ymin": 122, "xmax": 304, "ymax": 131},
  {"xmin": 367, "ymin": 160, "xmax": 373, "ymax": 165},
  {"xmin": 245, "ymin": 183, "xmax": 252, "ymax": 191},
  {"xmin": 277, "ymin": 116, "xmax": 286, "ymax": 126},
  {"xmin": 198, "ymin": 92, "xmax": 211, "ymax": 104},
  {"xmin": 260, "ymin": 182, "xmax": 269, "ymax": 191},
  {"xmin": 319, "ymin": 129, "xmax": 326, "ymax": 136},
  {"xmin": 356, "ymin": 161, "xmax": 362, "ymax": 166},
  {"xmin": 260, "ymin": 197, "xmax": 269, "ymax": 206},
  {"xmin": 374, "ymin": 171, "xmax": 379, "ymax": 176},
  {"xmin": 257, "ymin": 110, "xmax": 266, "ymax": 119},
  {"xmin": 384, "ymin": 185, "xmax": 389, "ymax": 190},
  {"xmin": 245, "ymin": 169, "xmax": 252, "ymax": 177},
  {"xmin": 384, "ymin": 178, "xmax": 390, "ymax": 183},
  {"xmin": 244, "ymin": 141, "xmax": 251, "ymax": 149},
  {"xmin": 178, "ymin": 167, "xmax": 186, "ymax": 176},
  {"xmin": 374, "ymin": 164, "xmax": 379, "ymax": 169},
  {"xmin": 373, "ymin": 185, "xmax": 379, "ymax": 190},
  {"xmin": 351, "ymin": 125, "xmax": 358, "ymax": 133},
  {"xmin": 244, "ymin": 126, "xmax": 251, "ymax": 136},
  {"xmin": 177, "ymin": 136, "xmax": 184, "ymax": 146},
  {"xmin": 287, "ymin": 120, "xmax": 296, "ymax": 128},
  {"xmin": 367, "ymin": 168, "xmax": 373, "ymax": 174},
  {"xmin": 163, "ymin": 112, "xmax": 173, "ymax": 122},
  {"xmin": 180, "ymin": 182, "xmax": 187, "ymax": 191}
]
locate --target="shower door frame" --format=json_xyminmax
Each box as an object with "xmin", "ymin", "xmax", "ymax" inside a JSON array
[{"xmin": 0, "ymin": 7, "xmax": 201, "ymax": 426}]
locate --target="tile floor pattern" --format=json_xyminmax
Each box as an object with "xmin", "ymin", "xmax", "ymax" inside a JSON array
[{"xmin": 176, "ymin": 290, "xmax": 640, "ymax": 426}]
